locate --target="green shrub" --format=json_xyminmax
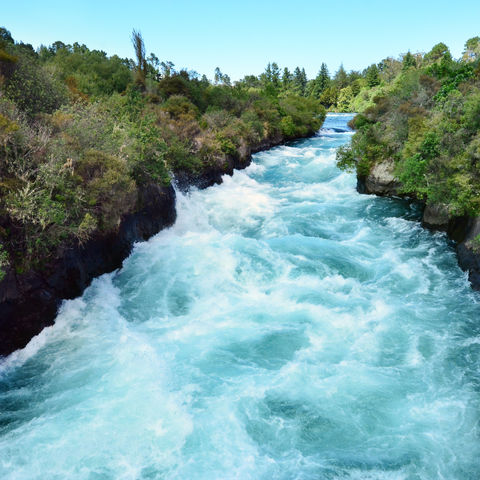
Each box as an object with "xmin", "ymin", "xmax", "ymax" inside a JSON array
[
  {"xmin": 4, "ymin": 57, "xmax": 68, "ymax": 116},
  {"xmin": 0, "ymin": 243, "xmax": 9, "ymax": 281},
  {"xmin": 280, "ymin": 115, "xmax": 296, "ymax": 137},
  {"xmin": 165, "ymin": 141, "xmax": 202, "ymax": 173},
  {"xmin": 336, "ymin": 145, "xmax": 356, "ymax": 172},
  {"xmin": 396, "ymin": 154, "xmax": 428, "ymax": 197},
  {"xmin": 162, "ymin": 95, "xmax": 199, "ymax": 120},
  {"xmin": 216, "ymin": 134, "xmax": 237, "ymax": 156},
  {"xmin": 76, "ymin": 150, "xmax": 136, "ymax": 230}
]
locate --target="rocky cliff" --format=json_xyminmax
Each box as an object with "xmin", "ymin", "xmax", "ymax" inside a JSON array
[{"xmin": 0, "ymin": 184, "xmax": 176, "ymax": 357}]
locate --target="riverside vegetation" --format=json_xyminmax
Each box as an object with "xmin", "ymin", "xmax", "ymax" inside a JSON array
[
  {"xmin": 0, "ymin": 28, "xmax": 327, "ymax": 281},
  {"xmin": 2, "ymin": 26, "xmax": 480, "ymax": 354},
  {"xmin": 3, "ymin": 25, "xmax": 452, "ymax": 282},
  {"xmin": 336, "ymin": 36, "xmax": 480, "ymax": 224}
]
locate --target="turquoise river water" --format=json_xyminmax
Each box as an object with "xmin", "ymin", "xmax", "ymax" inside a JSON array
[{"xmin": 1, "ymin": 114, "xmax": 480, "ymax": 479}]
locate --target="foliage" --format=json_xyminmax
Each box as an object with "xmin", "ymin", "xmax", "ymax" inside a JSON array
[
  {"xmin": 0, "ymin": 243, "xmax": 9, "ymax": 281},
  {"xmin": 365, "ymin": 64, "xmax": 381, "ymax": 87},
  {"xmin": 0, "ymin": 27, "xmax": 327, "ymax": 272},
  {"xmin": 3, "ymin": 51, "xmax": 68, "ymax": 116},
  {"xmin": 131, "ymin": 29, "xmax": 147, "ymax": 89},
  {"xmin": 339, "ymin": 34, "xmax": 480, "ymax": 216},
  {"xmin": 471, "ymin": 234, "xmax": 480, "ymax": 253},
  {"xmin": 336, "ymin": 145, "xmax": 356, "ymax": 172}
]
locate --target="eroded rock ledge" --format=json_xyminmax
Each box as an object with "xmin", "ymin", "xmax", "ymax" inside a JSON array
[
  {"xmin": 0, "ymin": 184, "xmax": 176, "ymax": 357},
  {"xmin": 358, "ymin": 165, "xmax": 480, "ymax": 290}
]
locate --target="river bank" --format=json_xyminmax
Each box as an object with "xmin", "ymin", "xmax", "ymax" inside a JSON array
[{"xmin": 0, "ymin": 127, "xmax": 320, "ymax": 357}]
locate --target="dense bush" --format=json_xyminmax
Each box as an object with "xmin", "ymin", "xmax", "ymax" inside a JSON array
[
  {"xmin": 337, "ymin": 35, "xmax": 480, "ymax": 215},
  {"xmin": 0, "ymin": 27, "xmax": 326, "ymax": 277}
]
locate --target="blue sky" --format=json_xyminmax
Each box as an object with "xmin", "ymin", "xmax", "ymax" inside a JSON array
[{"xmin": 3, "ymin": 0, "xmax": 480, "ymax": 80}]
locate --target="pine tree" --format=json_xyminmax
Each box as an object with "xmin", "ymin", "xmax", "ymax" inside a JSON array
[
  {"xmin": 310, "ymin": 63, "xmax": 330, "ymax": 99},
  {"xmin": 293, "ymin": 67, "xmax": 307, "ymax": 96},
  {"xmin": 317, "ymin": 63, "xmax": 330, "ymax": 93},
  {"xmin": 282, "ymin": 67, "xmax": 292, "ymax": 90},
  {"xmin": 334, "ymin": 64, "xmax": 348, "ymax": 89},
  {"xmin": 365, "ymin": 64, "xmax": 380, "ymax": 87},
  {"xmin": 402, "ymin": 51, "xmax": 416, "ymax": 70},
  {"xmin": 271, "ymin": 62, "xmax": 281, "ymax": 88}
]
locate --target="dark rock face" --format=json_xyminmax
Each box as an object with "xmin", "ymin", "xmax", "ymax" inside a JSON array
[
  {"xmin": 457, "ymin": 218, "xmax": 480, "ymax": 290},
  {"xmin": 0, "ymin": 184, "xmax": 176, "ymax": 357},
  {"xmin": 420, "ymin": 207, "xmax": 480, "ymax": 289}
]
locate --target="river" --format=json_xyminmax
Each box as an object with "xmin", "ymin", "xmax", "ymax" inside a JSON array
[{"xmin": 1, "ymin": 114, "xmax": 479, "ymax": 479}]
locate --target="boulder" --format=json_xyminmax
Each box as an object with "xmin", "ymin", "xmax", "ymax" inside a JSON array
[
  {"xmin": 422, "ymin": 203, "xmax": 451, "ymax": 230},
  {"xmin": 362, "ymin": 160, "xmax": 402, "ymax": 196}
]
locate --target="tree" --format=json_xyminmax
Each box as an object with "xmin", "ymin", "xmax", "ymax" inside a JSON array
[
  {"xmin": 378, "ymin": 57, "xmax": 402, "ymax": 82},
  {"xmin": 241, "ymin": 74, "xmax": 261, "ymax": 88},
  {"xmin": 463, "ymin": 37, "xmax": 480, "ymax": 62},
  {"xmin": 318, "ymin": 63, "xmax": 330, "ymax": 91},
  {"xmin": 49, "ymin": 41, "xmax": 69, "ymax": 54},
  {"xmin": 147, "ymin": 52, "xmax": 160, "ymax": 69},
  {"xmin": 347, "ymin": 70, "xmax": 362, "ymax": 84},
  {"xmin": 365, "ymin": 64, "xmax": 380, "ymax": 87},
  {"xmin": 261, "ymin": 62, "xmax": 281, "ymax": 93},
  {"xmin": 0, "ymin": 27, "xmax": 14, "ymax": 47},
  {"xmin": 334, "ymin": 64, "xmax": 348, "ymax": 89},
  {"xmin": 131, "ymin": 29, "xmax": 147, "ymax": 89},
  {"xmin": 282, "ymin": 67, "xmax": 293, "ymax": 90},
  {"xmin": 319, "ymin": 86, "xmax": 338, "ymax": 108},
  {"xmin": 160, "ymin": 60, "xmax": 175, "ymax": 78},
  {"xmin": 271, "ymin": 62, "xmax": 281, "ymax": 88},
  {"xmin": 318, "ymin": 63, "xmax": 330, "ymax": 92},
  {"xmin": 350, "ymin": 78, "xmax": 363, "ymax": 96},
  {"xmin": 146, "ymin": 53, "xmax": 160, "ymax": 81},
  {"xmin": 214, "ymin": 67, "xmax": 231, "ymax": 86},
  {"xmin": 0, "ymin": 27, "xmax": 17, "ymax": 80},
  {"xmin": 260, "ymin": 62, "xmax": 272, "ymax": 88},
  {"xmin": 424, "ymin": 42, "xmax": 450, "ymax": 63},
  {"xmin": 402, "ymin": 51, "xmax": 417, "ymax": 70},
  {"xmin": 214, "ymin": 67, "xmax": 222, "ymax": 84},
  {"xmin": 337, "ymin": 86, "xmax": 354, "ymax": 112},
  {"xmin": 293, "ymin": 67, "xmax": 307, "ymax": 96},
  {"xmin": 309, "ymin": 63, "xmax": 330, "ymax": 99}
]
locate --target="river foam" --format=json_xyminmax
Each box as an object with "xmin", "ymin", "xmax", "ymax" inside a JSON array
[{"xmin": 1, "ymin": 114, "xmax": 479, "ymax": 479}]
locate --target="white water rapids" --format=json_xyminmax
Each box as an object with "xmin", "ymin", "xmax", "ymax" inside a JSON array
[{"xmin": 1, "ymin": 114, "xmax": 479, "ymax": 479}]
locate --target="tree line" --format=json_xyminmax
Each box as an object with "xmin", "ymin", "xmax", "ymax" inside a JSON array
[{"xmin": 0, "ymin": 27, "xmax": 326, "ymax": 278}]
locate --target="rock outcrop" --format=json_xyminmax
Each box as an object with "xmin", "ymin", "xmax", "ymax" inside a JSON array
[
  {"xmin": 422, "ymin": 203, "xmax": 451, "ymax": 230},
  {"xmin": 457, "ymin": 218, "xmax": 480, "ymax": 289},
  {"xmin": 357, "ymin": 160, "xmax": 402, "ymax": 196}
]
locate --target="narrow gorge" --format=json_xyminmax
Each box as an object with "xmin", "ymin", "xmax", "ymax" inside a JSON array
[{"xmin": 1, "ymin": 115, "xmax": 479, "ymax": 479}]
